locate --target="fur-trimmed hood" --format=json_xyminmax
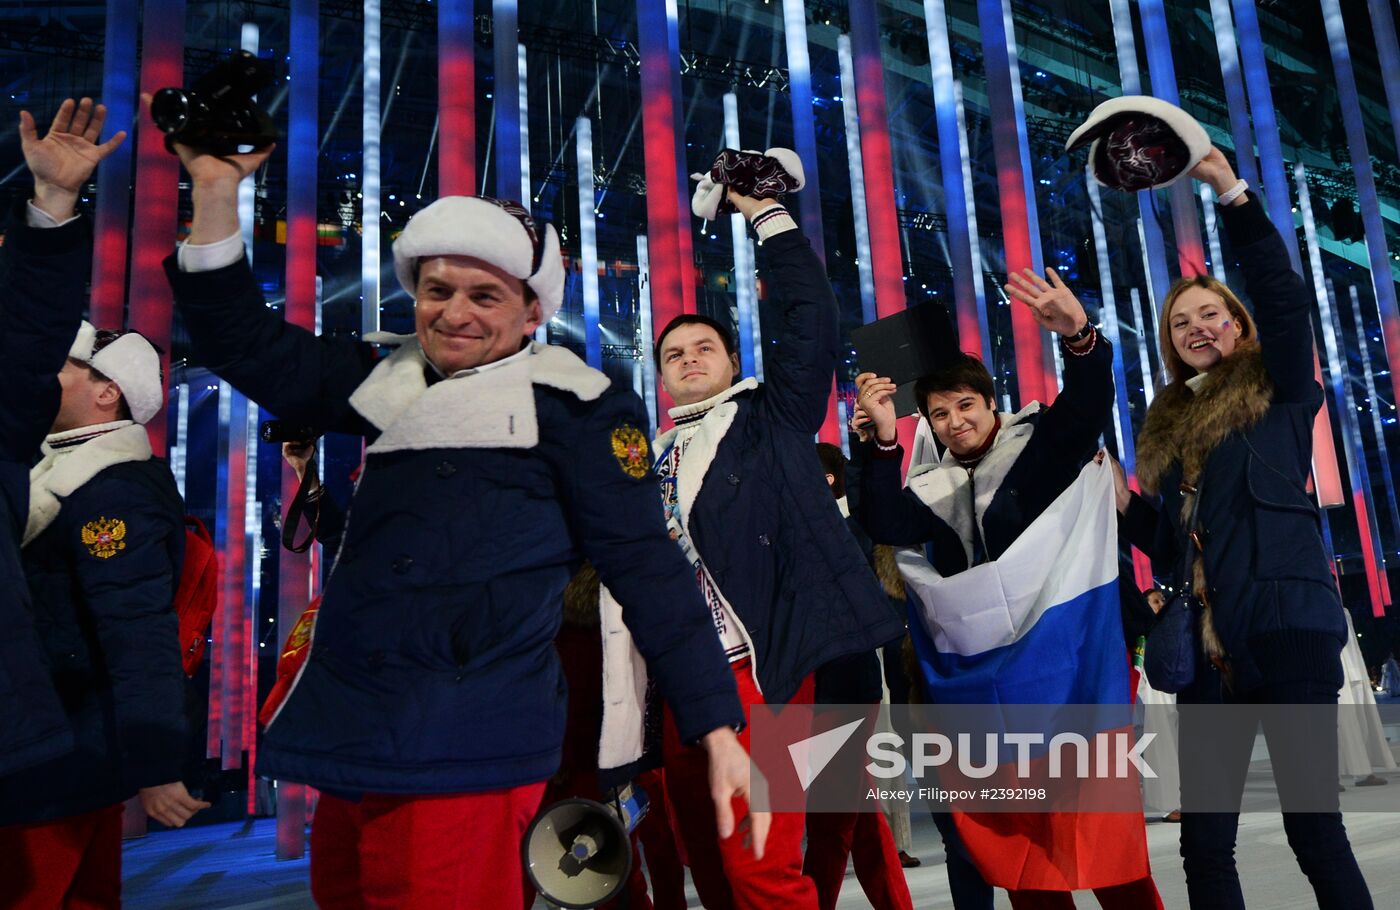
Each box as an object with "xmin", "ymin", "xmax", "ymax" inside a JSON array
[
  {"xmin": 1135, "ymin": 341, "xmax": 1273, "ymax": 673},
  {"xmin": 1136, "ymin": 340, "xmax": 1272, "ymax": 496}
]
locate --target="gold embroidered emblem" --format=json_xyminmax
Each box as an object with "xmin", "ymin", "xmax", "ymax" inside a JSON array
[
  {"xmin": 81, "ymin": 517, "xmax": 127, "ymax": 559},
  {"xmin": 282, "ymin": 607, "xmax": 318, "ymax": 661},
  {"xmin": 611, "ymin": 425, "xmax": 650, "ymax": 479}
]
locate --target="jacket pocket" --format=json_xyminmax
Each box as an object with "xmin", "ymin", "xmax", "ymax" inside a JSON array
[{"xmin": 1245, "ymin": 452, "xmax": 1329, "ymax": 582}]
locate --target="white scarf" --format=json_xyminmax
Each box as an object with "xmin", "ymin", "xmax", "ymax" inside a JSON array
[{"xmin": 26, "ymin": 421, "xmax": 152, "ymax": 545}]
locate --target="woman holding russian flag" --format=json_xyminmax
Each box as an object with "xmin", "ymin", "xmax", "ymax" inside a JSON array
[{"xmin": 852, "ymin": 267, "xmax": 1164, "ymax": 909}]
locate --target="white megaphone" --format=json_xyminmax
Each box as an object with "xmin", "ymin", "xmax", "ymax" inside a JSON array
[{"xmin": 522, "ymin": 783, "xmax": 650, "ymax": 909}]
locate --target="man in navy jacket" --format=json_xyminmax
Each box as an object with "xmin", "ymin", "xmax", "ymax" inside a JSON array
[
  {"xmin": 650, "ymin": 186, "xmax": 904, "ymax": 908},
  {"xmin": 0, "ymin": 98, "xmax": 204, "ymax": 909},
  {"xmin": 164, "ymin": 138, "xmax": 749, "ymax": 907},
  {"xmin": 0, "ymin": 101, "xmax": 99, "ymax": 782}
]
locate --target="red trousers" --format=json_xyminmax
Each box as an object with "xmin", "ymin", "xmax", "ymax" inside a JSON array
[
  {"xmin": 803, "ymin": 809, "xmax": 914, "ymax": 910},
  {"xmin": 0, "ymin": 804, "xmax": 123, "ymax": 910},
  {"xmin": 661, "ymin": 660, "xmax": 818, "ymax": 910},
  {"xmin": 309, "ymin": 783, "xmax": 545, "ymax": 909},
  {"xmin": 1007, "ymin": 877, "xmax": 1165, "ymax": 909}
]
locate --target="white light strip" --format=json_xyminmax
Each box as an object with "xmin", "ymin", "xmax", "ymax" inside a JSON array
[
  {"xmin": 1088, "ymin": 170, "xmax": 1131, "ymax": 461},
  {"xmin": 637, "ymin": 235, "xmax": 657, "ymax": 433},
  {"xmin": 239, "ymin": 23, "xmax": 259, "ymax": 261},
  {"xmin": 518, "ymin": 44, "xmax": 531, "ymax": 206},
  {"xmin": 724, "ymin": 92, "xmax": 762, "ymax": 380},
  {"xmin": 954, "ymin": 80, "xmax": 992, "ymax": 366},
  {"xmin": 576, "ymin": 117, "xmax": 601, "ymax": 368},
  {"xmin": 1200, "ymin": 184, "xmax": 1227, "ymax": 282},
  {"xmin": 245, "ymin": 402, "xmax": 261, "ymax": 602},
  {"xmin": 837, "ymin": 34, "xmax": 876, "ymax": 324},
  {"xmin": 1130, "ymin": 287, "xmax": 1154, "ymax": 407},
  {"xmin": 362, "ymin": 0, "xmax": 382, "ymax": 334},
  {"xmin": 173, "ymin": 383, "xmax": 189, "ymax": 500}
]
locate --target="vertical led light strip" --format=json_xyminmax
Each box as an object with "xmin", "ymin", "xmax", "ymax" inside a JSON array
[
  {"xmin": 922, "ymin": 0, "xmax": 986, "ymax": 362},
  {"xmin": 517, "ymin": 45, "xmax": 532, "ymax": 205},
  {"xmin": 637, "ymin": 0, "xmax": 690, "ymax": 422},
  {"xmin": 576, "ymin": 117, "xmax": 601, "ymax": 369},
  {"xmin": 362, "ymin": 0, "xmax": 382, "ymax": 334},
  {"xmin": 438, "ymin": 0, "xmax": 475, "ymax": 196},
  {"xmin": 954, "ymin": 83, "xmax": 993, "ymax": 366},
  {"xmin": 1106, "ymin": 0, "xmax": 1171, "ymax": 312},
  {"xmin": 1089, "ymin": 173, "xmax": 1152, "ymax": 589},
  {"xmin": 780, "ymin": 0, "xmax": 826, "ymax": 262},
  {"xmin": 848, "ymin": 0, "xmax": 918, "ymax": 460},
  {"xmin": 1368, "ymin": 0, "xmax": 1400, "ymax": 168},
  {"xmin": 493, "ymin": 1, "xmax": 520, "ymax": 201},
  {"xmin": 238, "ymin": 24, "xmax": 259, "ymax": 258},
  {"xmin": 837, "ymin": 36, "xmax": 876, "ymax": 325},
  {"xmin": 663, "ymin": 0, "xmax": 696, "ymax": 317},
  {"xmin": 172, "ymin": 384, "xmax": 189, "ymax": 498},
  {"xmin": 1130, "ymin": 288, "xmax": 1155, "ymax": 408},
  {"xmin": 126, "ymin": 0, "xmax": 185, "ymax": 453},
  {"xmin": 1320, "ymin": 0, "xmax": 1400, "ymax": 406},
  {"xmin": 975, "ymin": 0, "xmax": 1051, "ymax": 406},
  {"xmin": 1349, "ymin": 285, "xmax": 1400, "ymax": 553},
  {"xmin": 1200, "ymin": 185, "xmax": 1227, "ymax": 282},
  {"xmin": 90, "ymin": 0, "xmax": 137, "ymax": 328},
  {"xmin": 1228, "ymin": 0, "xmax": 1301, "ymax": 274},
  {"xmin": 723, "ymin": 93, "xmax": 762, "ymax": 379},
  {"xmin": 999, "ymin": 0, "xmax": 1043, "ymax": 277},
  {"xmin": 1323, "ymin": 282, "xmax": 1388, "ymax": 615},
  {"xmin": 213, "ymin": 384, "xmax": 249, "ymax": 769},
  {"xmin": 276, "ymin": 0, "xmax": 319, "ymax": 858},
  {"xmin": 1205, "ymin": 0, "xmax": 1260, "ymax": 189},
  {"xmin": 1299, "ymin": 170, "xmax": 1385, "ymax": 614},
  {"xmin": 1135, "ymin": 0, "xmax": 1205, "ymax": 276},
  {"xmin": 636, "ymin": 235, "xmax": 658, "ymax": 432}
]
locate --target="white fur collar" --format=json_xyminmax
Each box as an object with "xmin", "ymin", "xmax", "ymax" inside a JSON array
[
  {"xmin": 349, "ymin": 339, "xmax": 611, "ymax": 454},
  {"xmin": 26, "ymin": 423, "xmax": 153, "ymax": 544},
  {"xmin": 905, "ymin": 402, "xmax": 1041, "ymax": 564},
  {"xmin": 654, "ymin": 378, "xmax": 759, "ymax": 534}
]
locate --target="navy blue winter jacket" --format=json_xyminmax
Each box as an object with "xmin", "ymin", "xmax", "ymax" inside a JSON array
[
  {"xmin": 1122, "ymin": 193, "xmax": 1346, "ymax": 694},
  {"xmin": 0, "ymin": 457, "xmax": 187, "ymax": 824},
  {"xmin": 166, "ymin": 254, "xmax": 743, "ymax": 795},
  {"xmin": 662, "ymin": 229, "xmax": 905, "ymax": 706},
  {"xmin": 0, "ymin": 213, "xmax": 84, "ymax": 778}
]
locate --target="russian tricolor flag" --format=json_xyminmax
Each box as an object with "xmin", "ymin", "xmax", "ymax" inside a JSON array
[{"xmin": 899, "ymin": 461, "xmax": 1152, "ymax": 891}]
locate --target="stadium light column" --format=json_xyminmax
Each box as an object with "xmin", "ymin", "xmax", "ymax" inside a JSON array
[
  {"xmin": 837, "ymin": 36, "xmax": 875, "ymax": 326},
  {"xmin": 848, "ymin": 0, "xmax": 918, "ymax": 460},
  {"xmin": 362, "ymin": 0, "xmax": 382, "ymax": 334},
  {"xmin": 126, "ymin": 0, "xmax": 185, "ymax": 453},
  {"xmin": 723, "ymin": 93, "xmax": 762, "ymax": 380},
  {"xmin": 922, "ymin": 0, "xmax": 988, "ymax": 364},
  {"xmin": 439, "ymin": 0, "xmax": 475, "ymax": 196},
  {"xmin": 90, "ymin": 0, "xmax": 138, "ymax": 329},
  {"xmin": 975, "ymin": 0, "xmax": 1052, "ymax": 406},
  {"xmin": 493, "ymin": 2, "xmax": 520, "ymax": 202},
  {"xmin": 1088, "ymin": 173, "xmax": 1152, "ymax": 590},
  {"xmin": 1349, "ymin": 285, "xmax": 1400, "ymax": 561},
  {"xmin": 637, "ymin": 0, "xmax": 691, "ymax": 425},
  {"xmin": 1299, "ymin": 167, "xmax": 1387, "ymax": 616},
  {"xmin": 577, "ymin": 117, "xmax": 601, "ymax": 369},
  {"xmin": 1320, "ymin": 0, "xmax": 1400, "ymax": 407}
]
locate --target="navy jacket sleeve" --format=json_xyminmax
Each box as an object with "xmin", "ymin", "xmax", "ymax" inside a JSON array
[
  {"xmin": 853, "ymin": 440, "xmax": 961, "ymax": 551},
  {"xmin": 555, "ymin": 389, "xmax": 743, "ymax": 742},
  {"xmin": 0, "ymin": 213, "xmax": 89, "ymax": 464},
  {"xmin": 753, "ymin": 229, "xmax": 840, "ymax": 433},
  {"xmin": 1024, "ymin": 333, "xmax": 1115, "ymax": 466},
  {"xmin": 165, "ymin": 254, "xmax": 379, "ymax": 432},
  {"xmin": 63, "ymin": 473, "xmax": 187, "ymax": 790},
  {"xmin": 1218, "ymin": 194, "xmax": 1318, "ymax": 406}
]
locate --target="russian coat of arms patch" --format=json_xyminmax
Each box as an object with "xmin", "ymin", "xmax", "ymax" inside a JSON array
[
  {"xmin": 611, "ymin": 425, "xmax": 650, "ymax": 479},
  {"xmin": 81, "ymin": 517, "xmax": 128, "ymax": 559}
]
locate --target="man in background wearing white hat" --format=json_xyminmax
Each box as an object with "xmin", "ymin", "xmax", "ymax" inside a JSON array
[
  {"xmin": 165, "ymin": 139, "xmax": 753, "ymax": 908},
  {"xmin": 0, "ymin": 98, "xmax": 205, "ymax": 910}
]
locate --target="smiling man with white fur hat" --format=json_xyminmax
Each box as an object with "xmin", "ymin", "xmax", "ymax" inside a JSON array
[{"xmin": 164, "ymin": 137, "xmax": 752, "ymax": 908}]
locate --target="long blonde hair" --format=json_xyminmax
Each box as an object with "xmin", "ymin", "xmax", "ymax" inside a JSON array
[{"xmin": 1158, "ymin": 275, "xmax": 1258, "ymax": 386}]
